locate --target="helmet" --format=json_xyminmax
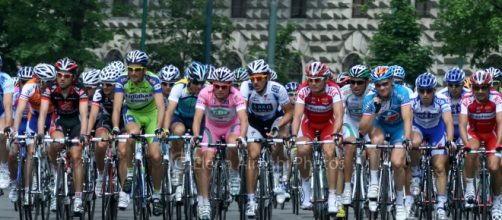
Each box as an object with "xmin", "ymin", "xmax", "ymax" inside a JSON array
[
  {"xmin": 55, "ymin": 57, "xmax": 78, "ymax": 74},
  {"xmin": 336, "ymin": 72, "xmax": 351, "ymax": 85},
  {"xmin": 247, "ymin": 59, "xmax": 270, "ymax": 75},
  {"xmin": 185, "ymin": 61, "xmax": 207, "ymax": 81},
  {"xmin": 12, "ymin": 77, "xmax": 18, "ymax": 86},
  {"xmin": 415, "ymin": 72, "xmax": 437, "ymax": 89},
  {"xmin": 305, "ymin": 61, "xmax": 330, "ymax": 77},
  {"xmin": 17, "ymin": 66, "xmax": 34, "ymax": 80},
  {"xmin": 348, "ymin": 65, "xmax": 370, "ymax": 79},
  {"xmin": 100, "ymin": 66, "xmax": 122, "ymax": 83},
  {"xmin": 444, "ymin": 67, "xmax": 465, "ymax": 84},
  {"xmin": 212, "ymin": 67, "xmax": 234, "ymax": 82},
  {"xmin": 233, "ymin": 67, "xmax": 249, "ymax": 81},
  {"xmin": 485, "ymin": 67, "xmax": 501, "ymax": 80},
  {"xmin": 158, "ymin": 65, "xmax": 181, "ymax": 82},
  {"xmin": 285, "ymin": 82, "xmax": 299, "ymax": 92},
  {"xmin": 33, "ymin": 63, "xmax": 56, "ymax": 81},
  {"xmin": 370, "ymin": 66, "xmax": 394, "ymax": 82},
  {"xmin": 270, "ymin": 69, "xmax": 278, "ymax": 80},
  {"xmin": 392, "ymin": 65, "xmax": 406, "ymax": 79},
  {"xmin": 80, "ymin": 68, "xmax": 101, "ymax": 86},
  {"xmin": 108, "ymin": 61, "xmax": 125, "ymax": 72},
  {"xmin": 126, "ymin": 50, "xmax": 149, "ymax": 66},
  {"xmin": 470, "ymin": 69, "xmax": 492, "ymax": 85}
]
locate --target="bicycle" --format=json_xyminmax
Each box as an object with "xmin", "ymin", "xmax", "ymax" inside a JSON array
[
  {"xmin": 247, "ymin": 138, "xmax": 283, "ymax": 220},
  {"xmin": 287, "ymin": 140, "xmax": 300, "ymax": 215},
  {"xmin": 81, "ymin": 137, "xmax": 97, "ymax": 220},
  {"xmin": 10, "ymin": 134, "xmax": 33, "ymax": 220},
  {"xmin": 447, "ymin": 143, "xmax": 465, "ymax": 220}
]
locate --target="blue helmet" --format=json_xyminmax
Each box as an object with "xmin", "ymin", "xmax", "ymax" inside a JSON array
[
  {"xmin": 126, "ymin": 50, "xmax": 149, "ymax": 66},
  {"xmin": 392, "ymin": 65, "xmax": 406, "ymax": 79},
  {"xmin": 415, "ymin": 72, "xmax": 437, "ymax": 89},
  {"xmin": 185, "ymin": 61, "xmax": 207, "ymax": 82},
  {"xmin": 17, "ymin": 66, "xmax": 34, "ymax": 80},
  {"xmin": 444, "ymin": 67, "xmax": 465, "ymax": 84},
  {"xmin": 370, "ymin": 66, "xmax": 394, "ymax": 82},
  {"xmin": 285, "ymin": 82, "xmax": 299, "ymax": 92}
]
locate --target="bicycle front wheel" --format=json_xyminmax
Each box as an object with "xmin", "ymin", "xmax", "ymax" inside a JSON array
[{"xmin": 132, "ymin": 162, "xmax": 149, "ymax": 220}]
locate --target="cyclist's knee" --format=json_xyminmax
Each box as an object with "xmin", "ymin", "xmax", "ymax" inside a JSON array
[
  {"xmin": 433, "ymin": 161, "xmax": 447, "ymax": 174},
  {"xmin": 248, "ymin": 143, "xmax": 260, "ymax": 160},
  {"xmin": 171, "ymin": 123, "xmax": 185, "ymax": 135},
  {"xmin": 125, "ymin": 123, "xmax": 140, "ymax": 134},
  {"xmin": 322, "ymin": 145, "xmax": 335, "ymax": 160},
  {"xmin": 70, "ymin": 149, "xmax": 82, "ymax": 164},
  {"xmin": 117, "ymin": 144, "xmax": 128, "ymax": 159},
  {"xmin": 487, "ymin": 156, "xmax": 500, "ymax": 173},
  {"xmin": 391, "ymin": 154, "xmax": 405, "ymax": 169}
]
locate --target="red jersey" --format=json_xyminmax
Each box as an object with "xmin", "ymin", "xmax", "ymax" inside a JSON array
[
  {"xmin": 296, "ymin": 80, "xmax": 342, "ymax": 124},
  {"xmin": 460, "ymin": 91, "xmax": 502, "ymax": 133}
]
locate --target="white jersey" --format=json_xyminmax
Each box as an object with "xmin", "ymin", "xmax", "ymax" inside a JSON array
[
  {"xmin": 340, "ymin": 84, "xmax": 373, "ymax": 122},
  {"xmin": 411, "ymin": 93, "xmax": 451, "ymax": 129},
  {"xmin": 240, "ymin": 80, "xmax": 289, "ymax": 121},
  {"xmin": 437, "ymin": 87, "xmax": 470, "ymax": 126},
  {"xmin": 168, "ymin": 81, "xmax": 198, "ymax": 118}
]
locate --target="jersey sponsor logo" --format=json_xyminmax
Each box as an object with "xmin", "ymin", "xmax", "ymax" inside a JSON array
[
  {"xmin": 451, "ymin": 103, "xmax": 461, "ymax": 115},
  {"xmin": 415, "ymin": 111, "xmax": 440, "ymax": 119},
  {"xmin": 469, "ymin": 112, "xmax": 496, "ymax": 120},
  {"xmin": 251, "ymin": 103, "xmax": 274, "ymax": 113},
  {"xmin": 348, "ymin": 108, "xmax": 363, "ymax": 117},
  {"xmin": 379, "ymin": 110, "xmax": 401, "ymax": 123},
  {"xmin": 154, "ymin": 84, "xmax": 161, "ymax": 90},
  {"xmin": 209, "ymin": 108, "xmax": 231, "ymax": 117},
  {"xmin": 306, "ymin": 104, "xmax": 332, "ymax": 113},
  {"xmin": 271, "ymin": 85, "xmax": 280, "ymax": 93}
]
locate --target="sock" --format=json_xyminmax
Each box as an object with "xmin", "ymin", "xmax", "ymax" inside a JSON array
[
  {"xmin": 370, "ymin": 170, "xmax": 379, "ymax": 184},
  {"xmin": 247, "ymin": 193, "xmax": 255, "ymax": 201},
  {"xmin": 203, "ymin": 197, "xmax": 210, "ymax": 206},
  {"xmin": 74, "ymin": 192, "xmax": 82, "ymax": 198},
  {"xmin": 344, "ymin": 182, "xmax": 351, "ymax": 191},
  {"xmin": 230, "ymin": 169, "xmax": 239, "ymax": 178},
  {"xmin": 197, "ymin": 195, "xmax": 203, "ymax": 204},
  {"xmin": 437, "ymin": 194, "xmax": 446, "ymax": 208},
  {"xmin": 405, "ymin": 195, "xmax": 414, "ymax": 206},
  {"xmin": 174, "ymin": 160, "xmax": 182, "ymax": 170},
  {"xmin": 127, "ymin": 167, "xmax": 133, "ymax": 177},
  {"xmin": 302, "ymin": 178, "xmax": 310, "ymax": 189},
  {"xmin": 411, "ymin": 166, "xmax": 421, "ymax": 177},
  {"xmin": 396, "ymin": 190, "xmax": 404, "ymax": 205},
  {"xmin": 466, "ymin": 178, "xmax": 475, "ymax": 191},
  {"xmin": 97, "ymin": 170, "xmax": 103, "ymax": 178}
]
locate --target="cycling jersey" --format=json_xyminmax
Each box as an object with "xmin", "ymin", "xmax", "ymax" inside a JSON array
[
  {"xmin": 362, "ymin": 84, "xmax": 411, "ymax": 125},
  {"xmin": 411, "ymin": 93, "xmax": 451, "ymax": 129},
  {"xmin": 20, "ymin": 78, "xmax": 55, "ymax": 113},
  {"xmin": 340, "ymin": 84, "xmax": 372, "ymax": 140},
  {"xmin": 168, "ymin": 78, "xmax": 198, "ymax": 119},
  {"xmin": 13, "ymin": 85, "xmax": 30, "ymax": 119},
  {"xmin": 0, "ymin": 72, "xmax": 15, "ymax": 116},
  {"xmin": 115, "ymin": 71, "xmax": 162, "ymax": 113},
  {"xmin": 91, "ymin": 89, "xmax": 113, "ymax": 117},
  {"xmin": 437, "ymin": 87, "xmax": 470, "ymax": 139},
  {"xmin": 240, "ymin": 80, "xmax": 289, "ymax": 121},
  {"xmin": 42, "ymin": 85, "xmax": 88, "ymax": 117},
  {"xmin": 460, "ymin": 91, "xmax": 502, "ymax": 133}
]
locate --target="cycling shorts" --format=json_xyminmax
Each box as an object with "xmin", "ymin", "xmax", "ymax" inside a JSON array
[
  {"xmin": 373, "ymin": 120, "xmax": 405, "ymax": 145},
  {"xmin": 247, "ymin": 116, "xmax": 282, "ymax": 140},
  {"xmin": 300, "ymin": 118, "xmax": 334, "ymax": 141},
  {"xmin": 201, "ymin": 123, "xmax": 240, "ymax": 152},
  {"xmin": 412, "ymin": 124, "xmax": 447, "ymax": 156},
  {"xmin": 123, "ymin": 108, "xmax": 158, "ymax": 144},
  {"xmin": 342, "ymin": 117, "xmax": 370, "ymax": 142},
  {"xmin": 171, "ymin": 113, "xmax": 204, "ymax": 135},
  {"xmin": 467, "ymin": 129, "xmax": 499, "ymax": 156},
  {"xmin": 49, "ymin": 115, "xmax": 81, "ymax": 140}
]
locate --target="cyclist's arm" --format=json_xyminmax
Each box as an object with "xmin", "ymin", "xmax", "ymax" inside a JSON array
[
  {"xmin": 277, "ymin": 102, "xmax": 293, "ymax": 129},
  {"xmin": 37, "ymin": 99, "xmax": 49, "ymax": 135},
  {"xmin": 3, "ymin": 92, "xmax": 13, "ymax": 127},
  {"xmin": 13, "ymin": 98, "xmax": 28, "ymax": 132},
  {"xmin": 162, "ymin": 101, "xmax": 177, "ymax": 130},
  {"xmin": 154, "ymin": 93, "xmax": 165, "ymax": 129},
  {"xmin": 79, "ymin": 99, "xmax": 88, "ymax": 137},
  {"xmin": 458, "ymin": 113, "xmax": 469, "ymax": 146},
  {"xmin": 87, "ymin": 104, "xmax": 100, "ymax": 135},
  {"xmin": 401, "ymin": 104, "xmax": 412, "ymax": 140},
  {"xmin": 192, "ymin": 108, "xmax": 204, "ymax": 138},
  {"xmin": 112, "ymin": 92, "xmax": 124, "ymax": 129},
  {"xmin": 359, "ymin": 114, "xmax": 375, "ymax": 136},
  {"xmin": 496, "ymin": 111, "xmax": 502, "ymax": 146},
  {"xmin": 442, "ymin": 111, "xmax": 454, "ymax": 142},
  {"xmin": 237, "ymin": 109, "xmax": 248, "ymax": 138},
  {"xmin": 332, "ymin": 101, "xmax": 343, "ymax": 134},
  {"xmin": 291, "ymin": 103, "xmax": 304, "ymax": 136}
]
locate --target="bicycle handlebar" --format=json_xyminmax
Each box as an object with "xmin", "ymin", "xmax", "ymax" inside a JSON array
[
  {"xmin": 247, "ymin": 138, "xmax": 284, "ymax": 144},
  {"xmin": 295, "ymin": 140, "xmax": 336, "ymax": 145},
  {"xmin": 199, "ymin": 143, "xmax": 239, "ymax": 148}
]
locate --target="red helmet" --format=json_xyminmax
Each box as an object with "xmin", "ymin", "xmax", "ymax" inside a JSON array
[
  {"xmin": 55, "ymin": 57, "xmax": 78, "ymax": 74},
  {"xmin": 305, "ymin": 61, "xmax": 330, "ymax": 77},
  {"xmin": 470, "ymin": 70, "xmax": 492, "ymax": 85}
]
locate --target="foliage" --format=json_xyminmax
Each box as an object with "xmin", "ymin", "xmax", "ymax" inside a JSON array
[
  {"xmin": 367, "ymin": 0, "xmax": 433, "ymax": 84},
  {"xmin": 146, "ymin": 0, "xmax": 235, "ymax": 72},
  {"xmin": 246, "ymin": 23, "xmax": 302, "ymax": 83},
  {"xmin": 0, "ymin": 0, "xmax": 113, "ymax": 73},
  {"xmin": 434, "ymin": 0, "xmax": 502, "ymax": 67}
]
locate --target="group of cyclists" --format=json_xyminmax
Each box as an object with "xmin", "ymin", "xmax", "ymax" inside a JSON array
[{"xmin": 0, "ymin": 49, "xmax": 501, "ymax": 220}]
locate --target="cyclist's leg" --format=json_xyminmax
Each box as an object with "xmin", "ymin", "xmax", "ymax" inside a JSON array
[
  {"xmin": 95, "ymin": 118, "xmax": 112, "ymax": 176},
  {"xmin": 199, "ymin": 125, "xmax": 222, "ymax": 201},
  {"xmin": 430, "ymin": 127, "xmax": 448, "ymax": 210},
  {"xmin": 464, "ymin": 130, "xmax": 481, "ymax": 195},
  {"xmin": 341, "ymin": 121, "xmax": 357, "ymax": 203},
  {"xmin": 169, "ymin": 114, "xmax": 186, "ymax": 164},
  {"xmin": 67, "ymin": 120, "xmax": 83, "ymax": 196},
  {"xmin": 484, "ymin": 133, "xmax": 502, "ymax": 198},
  {"xmin": 409, "ymin": 126, "xmax": 423, "ymax": 195},
  {"xmin": 47, "ymin": 115, "xmax": 66, "ymax": 168},
  {"xmin": 144, "ymin": 112, "xmax": 163, "ymax": 193},
  {"xmin": 297, "ymin": 120, "xmax": 313, "ymax": 208},
  {"xmin": 270, "ymin": 117, "xmax": 287, "ymax": 177},
  {"xmin": 0, "ymin": 111, "xmax": 10, "ymax": 189},
  {"xmin": 225, "ymin": 123, "xmax": 240, "ymax": 175},
  {"xmin": 367, "ymin": 125, "xmax": 383, "ymax": 198},
  {"xmin": 246, "ymin": 125, "xmax": 262, "ymax": 198},
  {"xmin": 118, "ymin": 113, "xmax": 140, "ymax": 189}
]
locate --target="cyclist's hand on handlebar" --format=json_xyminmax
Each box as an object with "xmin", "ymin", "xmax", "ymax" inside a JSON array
[
  {"xmin": 373, "ymin": 97, "xmax": 382, "ymax": 113},
  {"xmin": 237, "ymin": 136, "xmax": 247, "ymax": 148},
  {"xmin": 331, "ymin": 133, "xmax": 343, "ymax": 145},
  {"xmin": 190, "ymin": 136, "xmax": 200, "ymax": 147},
  {"xmin": 288, "ymin": 135, "xmax": 297, "ymax": 147},
  {"xmin": 112, "ymin": 127, "xmax": 120, "ymax": 137},
  {"xmin": 446, "ymin": 140, "xmax": 457, "ymax": 150},
  {"xmin": 402, "ymin": 138, "xmax": 412, "ymax": 151},
  {"xmin": 154, "ymin": 128, "xmax": 167, "ymax": 138},
  {"xmin": 80, "ymin": 134, "xmax": 89, "ymax": 144},
  {"xmin": 266, "ymin": 126, "xmax": 279, "ymax": 138},
  {"xmin": 35, "ymin": 133, "xmax": 44, "ymax": 145}
]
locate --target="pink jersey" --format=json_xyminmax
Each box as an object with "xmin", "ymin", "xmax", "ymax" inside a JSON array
[{"xmin": 196, "ymin": 85, "xmax": 246, "ymax": 127}]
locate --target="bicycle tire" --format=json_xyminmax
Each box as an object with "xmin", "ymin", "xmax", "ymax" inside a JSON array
[
  {"xmin": 267, "ymin": 162, "xmax": 274, "ymax": 220},
  {"xmin": 183, "ymin": 167, "xmax": 194, "ymax": 220},
  {"xmin": 481, "ymin": 172, "xmax": 488, "ymax": 220},
  {"xmin": 161, "ymin": 160, "xmax": 172, "ymax": 220},
  {"xmin": 55, "ymin": 161, "xmax": 66, "ymax": 220},
  {"xmin": 102, "ymin": 160, "xmax": 118, "ymax": 220},
  {"xmin": 425, "ymin": 163, "xmax": 433, "ymax": 220},
  {"xmin": 238, "ymin": 154, "xmax": 247, "ymax": 220},
  {"xmin": 210, "ymin": 161, "xmax": 222, "ymax": 220},
  {"xmin": 353, "ymin": 163, "xmax": 364, "ymax": 220},
  {"xmin": 18, "ymin": 158, "xmax": 26, "ymax": 220},
  {"xmin": 379, "ymin": 167, "xmax": 389, "ymax": 220},
  {"xmin": 257, "ymin": 164, "xmax": 268, "ymax": 220},
  {"xmin": 453, "ymin": 160, "xmax": 464, "ymax": 220},
  {"xmin": 291, "ymin": 162, "xmax": 300, "ymax": 215},
  {"xmin": 39, "ymin": 155, "xmax": 51, "ymax": 220},
  {"xmin": 29, "ymin": 155, "xmax": 43, "ymax": 220},
  {"xmin": 82, "ymin": 159, "xmax": 96, "ymax": 220},
  {"xmin": 132, "ymin": 161, "xmax": 146, "ymax": 220}
]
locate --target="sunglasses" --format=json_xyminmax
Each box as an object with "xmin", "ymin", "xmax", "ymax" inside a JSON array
[
  {"xmin": 447, "ymin": 84, "xmax": 463, "ymax": 88},
  {"xmin": 233, "ymin": 82, "xmax": 242, "ymax": 87},
  {"xmin": 349, "ymin": 80, "xmax": 366, "ymax": 86},
  {"xmin": 472, "ymin": 85, "xmax": 490, "ymax": 91},
  {"xmin": 57, "ymin": 72, "xmax": 72, "ymax": 79},
  {"xmin": 307, "ymin": 77, "xmax": 324, "ymax": 84},
  {"xmin": 85, "ymin": 86, "xmax": 97, "ymax": 89},
  {"xmin": 249, "ymin": 74, "xmax": 268, "ymax": 82},
  {"xmin": 492, "ymin": 81, "xmax": 500, "ymax": 86},
  {"xmin": 127, "ymin": 66, "xmax": 145, "ymax": 72},
  {"xmin": 288, "ymin": 92, "xmax": 296, "ymax": 97},
  {"xmin": 190, "ymin": 80, "xmax": 204, "ymax": 86},
  {"xmin": 161, "ymin": 82, "xmax": 175, "ymax": 87},
  {"xmin": 213, "ymin": 83, "xmax": 231, "ymax": 90},
  {"xmin": 375, "ymin": 81, "xmax": 391, "ymax": 88},
  {"xmin": 418, "ymin": 88, "xmax": 434, "ymax": 94},
  {"xmin": 103, "ymin": 83, "xmax": 114, "ymax": 88}
]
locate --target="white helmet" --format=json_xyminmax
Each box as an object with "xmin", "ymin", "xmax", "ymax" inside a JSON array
[
  {"xmin": 158, "ymin": 65, "xmax": 181, "ymax": 82},
  {"xmin": 80, "ymin": 68, "xmax": 101, "ymax": 86},
  {"xmin": 108, "ymin": 61, "xmax": 125, "ymax": 73},
  {"xmin": 100, "ymin": 66, "xmax": 122, "ymax": 83},
  {"xmin": 212, "ymin": 67, "xmax": 234, "ymax": 82},
  {"xmin": 247, "ymin": 59, "xmax": 270, "ymax": 75},
  {"xmin": 33, "ymin": 63, "xmax": 56, "ymax": 81},
  {"xmin": 17, "ymin": 66, "xmax": 34, "ymax": 80}
]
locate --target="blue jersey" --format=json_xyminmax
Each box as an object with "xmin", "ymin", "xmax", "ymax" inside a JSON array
[
  {"xmin": 0, "ymin": 72, "xmax": 14, "ymax": 114},
  {"xmin": 411, "ymin": 93, "xmax": 451, "ymax": 129},
  {"xmin": 362, "ymin": 84, "xmax": 411, "ymax": 125}
]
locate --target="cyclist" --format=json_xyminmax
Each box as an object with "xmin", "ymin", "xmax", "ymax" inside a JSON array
[
  {"xmin": 8, "ymin": 66, "xmax": 33, "ymax": 202},
  {"xmin": 157, "ymin": 64, "xmax": 181, "ymax": 105},
  {"xmin": 285, "ymin": 81, "xmax": 299, "ymax": 105},
  {"xmin": 111, "ymin": 50, "xmax": 166, "ymax": 215},
  {"xmin": 486, "ymin": 67, "xmax": 501, "ymax": 92},
  {"xmin": 163, "ymin": 61, "xmax": 207, "ymax": 202},
  {"xmin": 459, "ymin": 70, "xmax": 502, "ymax": 219},
  {"xmin": 359, "ymin": 65, "xmax": 412, "ymax": 220},
  {"xmin": 191, "ymin": 67, "xmax": 248, "ymax": 219},
  {"xmin": 409, "ymin": 73, "xmax": 454, "ymax": 220},
  {"xmin": 80, "ymin": 68, "xmax": 101, "ymax": 99},
  {"xmin": 0, "ymin": 55, "xmax": 14, "ymax": 190},
  {"xmin": 86, "ymin": 65, "xmax": 122, "ymax": 195},
  {"xmin": 290, "ymin": 61, "xmax": 344, "ymax": 213},
  {"xmin": 232, "ymin": 67, "xmax": 248, "ymax": 88},
  {"xmin": 240, "ymin": 59, "xmax": 293, "ymax": 216},
  {"xmin": 37, "ymin": 57, "xmax": 89, "ymax": 213},
  {"xmin": 437, "ymin": 67, "xmax": 470, "ymax": 142},
  {"xmin": 338, "ymin": 65, "xmax": 372, "ymax": 205},
  {"xmin": 335, "ymin": 72, "xmax": 350, "ymax": 87},
  {"xmin": 392, "ymin": 65, "xmax": 415, "ymax": 97}
]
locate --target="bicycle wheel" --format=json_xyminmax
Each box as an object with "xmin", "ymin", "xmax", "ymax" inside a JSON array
[
  {"xmin": 82, "ymin": 160, "xmax": 96, "ymax": 220},
  {"xmin": 353, "ymin": 163, "xmax": 365, "ymax": 220},
  {"xmin": 55, "ymin": 162, "xmax": 66, "ymax": 220},
  {"xmin": 379, "ymin": 168, "xmax": 389, "ymax": 220},
  {"xmin": 480, "ymin": 173, "xmax": 489, "ymax": 220},
  {"xmin": 183, "ymin": 167, "xmax": 194, "ymax": 220},
  {"xmin": 424, "ymin": 167, "xmax": 433, "ymax": 220},
  {"xmin": 290, "ymin": 162, "xmax": 300, "ymax": 215},
  {"xmin": 257, "ymin": 165, "xmax": 268, "ymax": 220},
  {"xmin": 161, "ymin": 160, "xmax": 172, "ymax": 220},
  {"xmin": 102, "ymin": 160, "xmax": 118, "ymax": 220},
  {"xmin": 132, "ymin": 161, "xmax": 148, "ymax": 220},
  {"xmin": 238, "ymin": 155, "xmax": 247, "ymax": 220},
  {"xmin": 210, "ymin": 161, "xmax": 222, "ymax": 220},
  {"xmin": 29, "ymin": 156, "xmax": 43, "ymax": 220},
  {"xmin": 39, "ymin": 155, "xmax": 51, "ymax": 220}
]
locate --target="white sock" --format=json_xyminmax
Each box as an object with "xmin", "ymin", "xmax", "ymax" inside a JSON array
[
  {"xmin": 466, "ymin": 178, "xmax": 475, "ymax": 191},
  {"xmin": 247, "ymin": 193, "xmax": 255, "ymax": 201},
  {"xmin": 203, "ymin": 197, "xmax": 210, "ymax": 206},
  {"xmin": 197, "ymin": 195, "xmax": 203, "ymax": 204},
  {"xmin": 437, "ymin": 194, "xmax": 447, "ymax": 208},
  {"xmin": 405, "ymin": 195, "xmax": 414, "ymax": 206},
  {"xmin": 344, "ymin": 182, "xmax": 351, "ymax": 191},
  {"xmin": 396, "ymin": 190, "xmax": 404, "ymax": 205},
  {"xmin": 370, "ymin": 170, "xmax": 379, "ymax": 184}
]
